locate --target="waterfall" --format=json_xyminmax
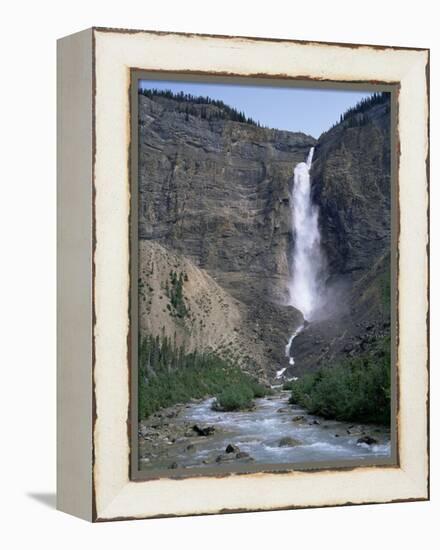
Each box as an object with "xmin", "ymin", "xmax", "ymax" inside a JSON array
[
  {"xmin": 284, "ymin": 147, "xmax": 324, "ymax": 370},
  {"xmin": 288, "ymin": 147, "xmax": 323, "ymax": 320},
  {"xmin": 284, "ymin": 323, "xmax": 305, "ymax": 366}
]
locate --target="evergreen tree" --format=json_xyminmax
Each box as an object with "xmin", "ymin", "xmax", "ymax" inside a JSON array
[{"xmin": 139, "ymin": 87, "xmax": 261, "ymax": 126}]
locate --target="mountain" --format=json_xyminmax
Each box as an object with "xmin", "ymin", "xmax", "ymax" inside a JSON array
[
  {"xmin": 138, "ymin": 92, "xmax": 310, "ymax": 379},
  {"xmin": 289, "ymin": 93, "xmax": 392, "ymax": 374},
  {"xmin": 137, "ymin": 90, "xmax": 391, "ymax": 381}
]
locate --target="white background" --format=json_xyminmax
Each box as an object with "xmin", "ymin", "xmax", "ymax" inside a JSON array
[{"xmin": 0, "ymin": 1, "xmax": 437, "ymax": 548}]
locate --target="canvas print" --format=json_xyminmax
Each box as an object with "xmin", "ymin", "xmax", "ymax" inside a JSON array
[{"xmin": 135, "ymin": 78, "xmax": 394, "ymax": 474}]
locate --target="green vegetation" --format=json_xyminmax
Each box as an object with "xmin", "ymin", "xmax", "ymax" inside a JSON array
[
  {"xmin": 214, "ymin": 386, "xmax": 254, "ymax": 411},
  {"xmin": 165, "ymin": 270, "xmax": 188, "ymax": 319},
  {"xmin": 138, "ymin": 334, "xmax": 269, "ymax": 419},
  {"xmin": 324, "ymin": 92, "xmax": 391, "ymax": 134},
  {"xmin": 139, "ymin": 88, "xmax": 261, "ymax": 126},
  {"xmin": 339, "ymin": 92, "xmax": 390, "ymax": 122},
  {"xmin": 289, "ymin": 336, "xmax": 391, "ymax": 425},
  {"xmin": 214, "ymin": 378, "xmax": 268, "ymax": 411}
]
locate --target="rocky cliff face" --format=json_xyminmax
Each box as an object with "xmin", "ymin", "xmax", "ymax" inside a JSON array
[
  {"xmin": 138, "ymin": 93, "xmax": 309, "ymax": 377},
  {"xmin": 287, "ymin": 95, "xmax": 392, "ymax": 375},
  {"xmin": 138, "ymin": 241, "xmax": 273, "ymax": 380},
  {"xmin": 312, "ymin": 100, "xmax": 391, "ymax": 279},
  {"xmin": 138, "ymin": 91, "xmax": 392, "ymax": 380}
]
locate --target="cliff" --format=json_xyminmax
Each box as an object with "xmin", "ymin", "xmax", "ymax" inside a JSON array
[
  {"xmin": 138, "ymin": 90, "xmax": 392, "ymax": 381},
  {"xmin": 289, "ymin": 94, "xmax": 392, "ymax": 374},
  {"xmin": 138, "ymin": 93, "xmax": 309, "ymax": 378}
]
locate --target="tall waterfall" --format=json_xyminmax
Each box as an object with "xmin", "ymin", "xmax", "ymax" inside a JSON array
[
  {"xmin": 283, "ymin": 147, "xmax": 324, "ymax": 373},
  {"xmin": 288, "ymin": 147, "xmax": 324, "ymax": 321}
]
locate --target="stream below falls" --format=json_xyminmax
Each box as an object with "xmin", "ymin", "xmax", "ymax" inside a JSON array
[{"xmin": 138, "ymin": 391, "xmax": 391, "ymax": 471}]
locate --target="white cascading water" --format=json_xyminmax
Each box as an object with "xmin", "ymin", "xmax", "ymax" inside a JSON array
[
  {"xmin": 288, "ymin": 147, "xmax": 323, "ymax": 319},
  {"xmin": 284, "ymin": 147, "xmax": 324, "ymax": 370},
  {"xmin": 277, "ymin": 322, "xmax": 305, "ymax": 379}
]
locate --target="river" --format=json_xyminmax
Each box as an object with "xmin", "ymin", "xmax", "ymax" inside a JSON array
[{"xmin": 138, "ymin": 391, "xmax": 391, "ymax": 472}]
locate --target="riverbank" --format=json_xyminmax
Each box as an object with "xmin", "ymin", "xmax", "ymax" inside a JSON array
[{"xmin": 138, "ymin": 390, "xmax": 391, "ymax": 471}]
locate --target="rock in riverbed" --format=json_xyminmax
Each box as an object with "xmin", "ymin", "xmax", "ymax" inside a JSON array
[
  {"xmin": 236, "ymin": 451, "xmax": 252, "ymax": 460},
  {"xmin": 278, "ymin": 436, "xmax": 301, "ymax": 447},
  {"xmin": 192, "ymin": 424, "xmax": 215, "ymax": 436},
  {"xmin": 215, "ymin": 451, "xmax": 254, "ymax": 463},
  {"xmin": 357, "ymin": 435, "xmax": 378, "ymax": 446}
]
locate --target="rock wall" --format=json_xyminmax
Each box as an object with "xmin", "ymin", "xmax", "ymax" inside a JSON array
[
  {"xmin": 312, "ymin": 100, "xmax": 391, "ymax": 279},
  {"xmin": 289, "ymin": 95, "xmax": 392, "ymax": 374},
  {"xmin": 138, "ymin": 91, "xmax": 392, "ymax": 379},
  {"xmin": 138, "ymin": 94, "xmax": 308, "ymax": 377}
]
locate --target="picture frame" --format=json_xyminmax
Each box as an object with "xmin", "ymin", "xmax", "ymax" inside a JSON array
[
  {"xmin": 57, "ymin": 27, "xmax": 429, "ymax": 522},
  {"xmin": 130, "ymin": 72, "xmax": 400, "ymax": 480}
]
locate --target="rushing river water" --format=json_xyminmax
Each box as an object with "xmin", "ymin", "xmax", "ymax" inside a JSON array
[{"xmin": 139, "ymin": 392, "xmax": 391, "ymax": 471}]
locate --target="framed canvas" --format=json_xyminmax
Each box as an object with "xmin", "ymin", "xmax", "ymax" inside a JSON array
[{"xmin": 57, "ymin": 27, "xmax": 429, "ymax": 522}]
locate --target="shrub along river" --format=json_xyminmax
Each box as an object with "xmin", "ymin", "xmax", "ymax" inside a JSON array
[{"xmin": 138, "ymin": 391, "xmax": 391, "ymax": 472}]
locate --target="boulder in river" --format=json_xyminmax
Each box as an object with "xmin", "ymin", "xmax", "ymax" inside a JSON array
[
  {"xmin": 192, "ymin": 424, "xmax": 215, "ymax": 436},
  {"xmin": 215, "ymin": 450, "xmax": 254, "ymax": 463},
  {"xmin": 357, "ymin": 435, "xmax": 378, "ymax": 446},
  {"xmin": 225, "ymin": 443, "xmax": 240, "ymax": 454},
  {"xmin": 236, "ymin": 451, "xmax": 252, "ymax": 460},
  {"xmin": 292, "ymin": 415, "xmax": 305, "ymax": 422},
  {"xmin": 215, "ymin": 454, "xmax": 235, "ymax": 464},
  {"xmin": 278, "ymin": 436, "xmax": 301, "ymax": 447}
]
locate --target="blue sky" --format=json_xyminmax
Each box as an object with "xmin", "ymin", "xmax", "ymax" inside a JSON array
[{"xmin": 139, "ymin": 79, "xmax": 377, "ymax": 138}]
